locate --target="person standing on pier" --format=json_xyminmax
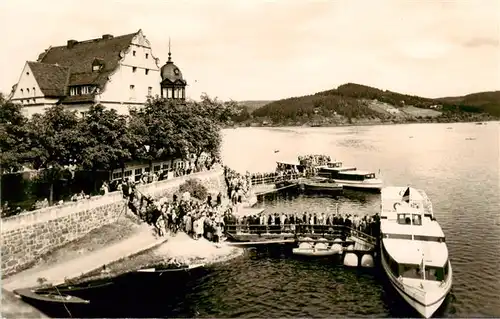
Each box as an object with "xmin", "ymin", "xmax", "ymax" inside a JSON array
[{"xmin": 217, "ymin": 192, "xmax": 222, "ymax": 206}]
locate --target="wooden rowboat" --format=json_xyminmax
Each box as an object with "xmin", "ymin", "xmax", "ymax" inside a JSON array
[{"xmin": 14, "ymin": 288, "xmax": 90, "ymax": 304}]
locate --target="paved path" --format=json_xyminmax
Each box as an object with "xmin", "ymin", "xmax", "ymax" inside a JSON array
[{"xmin": 2, "ymin": 227, "xmax": 167, "ymax": 292}]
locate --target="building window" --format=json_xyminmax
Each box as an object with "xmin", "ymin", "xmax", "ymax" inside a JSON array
[
  {"xmin": 132, "ymin": 67, "xmax": 137, "ymax": 73},
  {"xmin": 129, "ymin": 85, "xmax": 135, "ymax": 100},
  {"xmin": 133, "ymin": 50, "xmax": 136, "ymax": 56},
  {"xmin": 145, "ymin": 53, "xmax": 149, "ymax": 59},
  {"xmin": 20, "ymin": 89, "xmax": 24, "ymax": 95},
  {"xmin": 27, "ymin": 88, "xmax": 30, "ymax": 94},
  {"xmin": 33, "ymin": 87, "xmax": 36, "ymax": 95},
  {"xmin": 145, "ymin": 69, "xmax": 149, "ymax": 75},
  {"xmin": 148, "ymin": 87, "xmax": 152, "ymax": 96},
  {"xmin": 82, "ymin": 86, "xmax": 92, "ymax": 95},
  {"xmin": 26, "ymin": 71, "xmax": 29, "ymax": 76},
  {"xmin": 93, "ymin": 65, "xmax": 100, "ymax": 71},
  {"xmin": 33, "ymin": 98, "xmax": 36, "ymax": 103}
]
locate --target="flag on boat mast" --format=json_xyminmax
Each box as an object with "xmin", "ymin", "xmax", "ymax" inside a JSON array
[
  {"xmin": 402, "ymin": 187, "xmax": 411, "ymax": 203},
  {"xmin": 421, "ymin": 251, "xmax": 426, "ymax": 281}
]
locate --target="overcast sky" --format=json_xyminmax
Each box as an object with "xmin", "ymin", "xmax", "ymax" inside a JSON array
[{"xmin": 1, "ymin": 0, "xmax": 499, "ymax": 101}]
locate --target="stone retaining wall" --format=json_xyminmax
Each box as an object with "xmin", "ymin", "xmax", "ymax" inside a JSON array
[{"xmin": 1, "ymin": 168, "xmax": 225, "ymax": 277}]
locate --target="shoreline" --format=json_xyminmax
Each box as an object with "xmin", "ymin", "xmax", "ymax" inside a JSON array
[{"xmin": 225, "ymin": 118, "xmax": 498, "ymax": 130}]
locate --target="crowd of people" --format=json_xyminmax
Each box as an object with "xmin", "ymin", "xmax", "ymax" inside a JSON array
[
  {"xmin": 225, "ymin": 211, "xmax": 380, "ymax": 238},
  {"xmin": 298, "ymin": 154, "xmax": 332, "ymax": 167},
  {"xmin": 119, "ymin": 167, "xmax": 249, "ymax": 242},
  {"xmin": 224, "ymin": 166, "xmax": 252, "ymax": 205}
]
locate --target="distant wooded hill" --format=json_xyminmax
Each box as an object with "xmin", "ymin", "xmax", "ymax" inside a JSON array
[{"xmin": 236, "ymin": 83, "xmax": 499, "ymax": 126}]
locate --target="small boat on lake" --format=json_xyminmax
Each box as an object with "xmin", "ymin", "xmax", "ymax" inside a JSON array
[
  {"xmin": 34, "ymin": 278, "xmax": 114, "ymax": 301},
  {"xmin": 14, "ymin": 287, "xmax": 90, "ymax": 318},
  {"xmin": 14, "ymin": 288, "xmax": 90, "ymax": 305},
  {"xmin": 317, "ymin": 161, "xmax": 383, "ymax": 191}
]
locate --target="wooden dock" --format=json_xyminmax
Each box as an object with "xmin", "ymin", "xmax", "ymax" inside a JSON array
[{"xmin": 224, "ymin": 224, "xmax": 377, "ymax": 251}]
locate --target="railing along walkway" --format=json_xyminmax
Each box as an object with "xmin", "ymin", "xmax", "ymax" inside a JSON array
[
  {"xmin": 251, "ymin": 173, "xmax": 303, "ymax": 186},
  {"xmin": 225, "ymin": 224, "xmax": 377, "ymax": 246}
]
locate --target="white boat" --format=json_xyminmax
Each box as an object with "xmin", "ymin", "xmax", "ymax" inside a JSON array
[
  {"xmin": 317, "ymin": 161, "xmax": 383, "ymax": 191},
  {"xmin": 380, "ymin": 186, "xmax": 452, "ymax": 318}
]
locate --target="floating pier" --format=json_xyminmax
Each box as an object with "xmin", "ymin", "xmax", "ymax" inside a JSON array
[{"xmin": 224, "ymin": 224, "xmax": 378, "ymax": 268}]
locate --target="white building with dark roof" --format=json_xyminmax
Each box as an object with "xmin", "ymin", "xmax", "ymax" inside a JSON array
[{"xmin": 10, "ymin": 29, "xmax": 187, "ymax": 117}]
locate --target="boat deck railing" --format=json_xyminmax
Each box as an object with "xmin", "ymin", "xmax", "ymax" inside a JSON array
[
  {"xmin": 416, "ymin": 189, "xmax": 434, "ymax": 216},
  {"xmin": 397, "ymin": 278, "xmax": 426, "ymax": 300},
  {"xmin": 225, "ymin": 224, "xmax": 377, "ymax": 246},
  {"xmin": 251, "ymin": 173, "xmax": 303, "ymax": 186}
]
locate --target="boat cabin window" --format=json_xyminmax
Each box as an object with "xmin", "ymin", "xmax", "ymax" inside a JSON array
[
  {"xmin": 412, "ymin": 214, "xmax": 422, "ymax": 225},
  {"xmin": 338, "ymin": 173, "xmax": 364, "ymax": 181},
  {"xmin": 424, "ymin": 266, "xmax": 447, "ymax": 281},
  {"xmin": 327, "ymin": 162, "xmax": 342, "ymax": 168},
  {"xmin": 399, "ymin": 263, "xmax": 424, "ymax": 279},
  {"xmin": 397, "ymin": 213, "xmax": 422, "ymax": 225},
  {"xmin": 399, "ymin": 263, "xmax": 449, "ymax": 281}
]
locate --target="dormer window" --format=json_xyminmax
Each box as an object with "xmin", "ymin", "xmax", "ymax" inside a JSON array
[
  {"xmin": 92, "ymin": 58, "xmax": 105, "ymax": 72},
  {"xmin": 26, "ymin": 71, "xmax": 29, "ymax": 76},
  {"xmin": 133, "ymin": 50, "xmax": 136, "ymax": 56},
  {"xmin": 145, "ymin": 53, "xmax": 149, "ymax": 59}
]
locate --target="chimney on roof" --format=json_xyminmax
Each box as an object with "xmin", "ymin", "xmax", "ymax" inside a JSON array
[
  {"xmin": 67, "ymin": 40, "xmax": 78, "ymax": 49},
  {"xmin": 102, "ymin": 34, "xmax": 114, "ymax": 40}
]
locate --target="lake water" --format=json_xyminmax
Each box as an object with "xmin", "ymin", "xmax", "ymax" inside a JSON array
[
  {"xmin": 36, "ymin": 122, "xmax": 500, "ymax": 318},
  {"xmin": 217, "ymin": 122, "xmax": 499, "ymax": 318}
]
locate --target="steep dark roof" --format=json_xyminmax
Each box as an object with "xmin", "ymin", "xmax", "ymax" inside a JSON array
[
  {"xmin": 27, "ymin": 62, "xmax": 70, "ymax": 97},
  {"xmin": 38, "ymin": 31, "xmax": 138, "ymax": 88}
]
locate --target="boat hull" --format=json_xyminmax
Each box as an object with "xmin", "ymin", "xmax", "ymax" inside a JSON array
[
  {"xmin": 332, "ymin": 179, "xmax": 383, "ymax": 191},
  {"xmin": 380, "ymin": 248, "xmax": 452, "ymax": 318},
  {"xmin": 14, "ymin": 288, "xmax": 90, "ymax": 318},
  {"xmin": 302, "ymin": 182, "xmax": 343, "ymax": 193}
]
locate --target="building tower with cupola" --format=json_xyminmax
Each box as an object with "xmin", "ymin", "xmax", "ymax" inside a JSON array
[{"xmin": 160, "ymin": 39, "xmax": 186, "ymax": 100}]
